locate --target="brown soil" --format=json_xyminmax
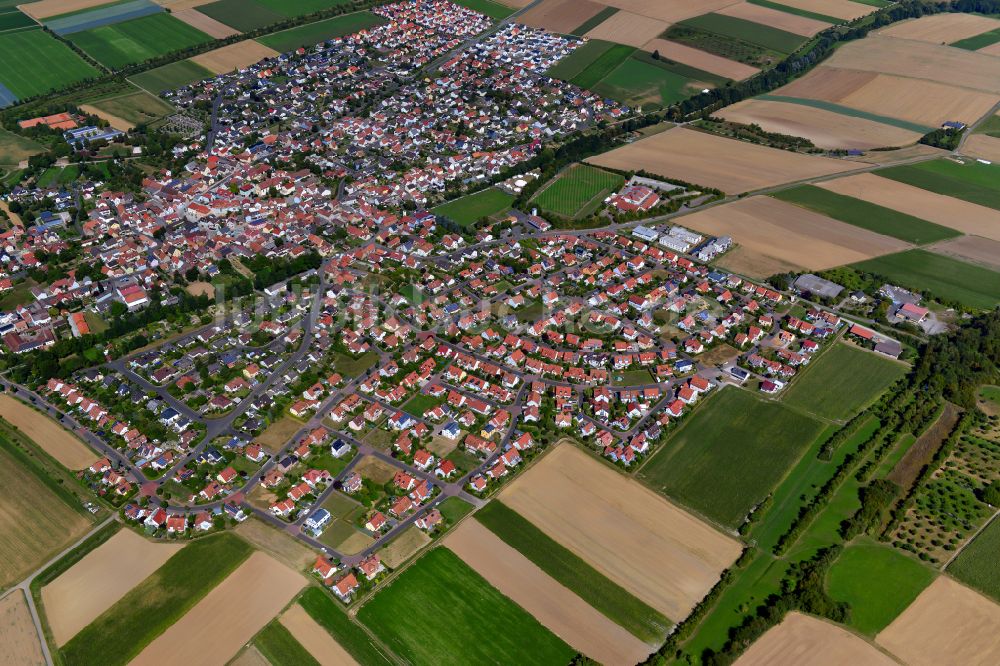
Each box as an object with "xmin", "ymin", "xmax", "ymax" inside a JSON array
[
  {"xmin": 584, "ymin": 10, "xmax": 669, "ymax": 48},
  {"xmin": 602, "ymin": 0, "xmax": 741, "ymax": 23},
  {"xmin": 518, "ymin": 0, "xmax": 605, "ymax": 34},
  {"xmin": 19, "ymin": 0, "xmax": 109, "ymax": 19},
  {"xmin": 172, "ymin": 8, "xmax": 239, "ymax": 39},
  {"xmin": 0, "ymin": 589, "xmax": 45, "ymax": 666},
  {"xmin": 887, "ymin": 402, "xmax": 961, "ymax": 492},
  {"xmin": 279, "ymin": 604, "xmax": 358, "ymax": 666},
  {"xmin": 190, "ymin": 40, "xmax": 279, "ymax": 76},
  {"xmin": 963, "ymin": 133, "xmax": 1000, "ymax": 163},
  {"xmin": 642, "ymin": 38, "xmax": 758, "ymax": 80},
  {"xmin": 718, "ymin": 2, "xmax": 830, "ymax": 36},
  {"xmin": 737, "ymin": 611, "xmax": 896, "ymax": 666},
  {"xmin": 928, "ymin": 236, "xmax": 1000, "ymax": 272}
]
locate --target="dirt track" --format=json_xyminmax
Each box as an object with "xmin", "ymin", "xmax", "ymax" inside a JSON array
[
  {"xmin": 736, "ymin": 612, "xmax": 895, "ymax": 666},
  {"xmin": 446, "ymin": 519, "xmax": 653, "ymax": 665},
  {"xmin": 0, "ymin": 394, "xmax": 97, "ymax": 470}
]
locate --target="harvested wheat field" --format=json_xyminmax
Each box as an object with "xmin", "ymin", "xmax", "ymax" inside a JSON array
[
  {"xmin": 780, "ymin": 0, "xmax": 872, "ymax": 20},
  {"xmin": 824, "ymin": 36, "xmax": 1000, "ymax": 94},
  {"xmin": 0, "ymin": 394, "xmax": 96, "ymax": 470},
  {"xmin": 379, "ymin": 526, "xmax": 430, "ymax": 569},
  {"xmin": 132, "ymin": 552, "xmax": 305, "ymax": 666},
  {"xmin": 778, "ymin": 66, "xmax": 876, "ymax": 101},
  {"xmin": 447, "ymin": 518, "xmax": 651, "ymax": 665},
  {"xmin": 587, "ymin": 127, "xmax": 854, "ymax": 193},
  {"xmin": 680, "ymin": 196, "xmax": 910, "ymax": 272},
  {"xmin": 852, "ymin": 143, "xmax": 945, "ymax": 166},
  {"xmin": 0, "ymin": 590, "xmax": 44, "ymax": 666},
  {"xmin": 837, "ymin": 74, "xmax": 998, "ymax": 128},
  {"xmin": 585, "ymin": 11, "xmax": 669, "ymax": 48},
  {"xmin": 642, "ymin": 39, "xmax": 758, "ymax": 80},
  {"xmin": 963, "ymin": 133, "xmax": 1000, "ymax": 163},
  {"xmin": 978, "ymin": 40, "xmax": 1000, "ymax": 56},
  {"xmin": 518, "ymin": 0, "xmax": 605, "ymax": 34},
  {"xmin": 717, "ymin": 2, "xmax": 829, "ymax": 36},
  {"xmin": 930, "ymin": 236, "xmax": 1000, "ymax": 272},
  {"xmin": 716, "ymin": 245, "xmax": 801, "ymax": 280},
  {"xmin": 719, "ymin": 99, "xmax": 921, "ymax": 149},
  {"xmin": 736, "ymin": 612, "xmax": 895, "ymax": 666},
  {"xmin": 42, "ymin": 528, "xmax": 184, "ymax": 646},
  {"xmin": 602, "ymin": 0, "xmax": 739, "ymax": 23},
  {"xmin": 153, "ymin": 0, "xmax": 214, "ymax": 8},
  {"xmin": 78, "ymin": 104, "xmax": 133, "ymax": 132},
  {"xmin": 190, "ymin": 40, "xmax": 278, "ymax": 75},
  {"xmin": 876, "ymin": 577, "xmax": 1000, "ymax": 666},
  {"xmin": 229, "ymin": 646, "xmax": 271, "ymax": 666},
  {"xmin": 879, "ymin": 13, "xmax": 1000, "ymax": 44},
  {"xmin": 280, "ymin": 604, "xmax": 358, "ymax": 666},
  {"xmin": 172, "ymin": 8, "xmax": 239, "ymax": 39},
  {"xmin": 18, "ymin": 0, "xmax": 108, "ymax": 19},
  {"xmin": 499, "ymin": 444, "xmax": 741, "ymax": 620},
  {"xmin": 498, "ymin": 0, "xmax": 533, "ymax": 7},
  {"xmin": 818, "ymin": 173, "xmax": 1000, "ymax": 242}
]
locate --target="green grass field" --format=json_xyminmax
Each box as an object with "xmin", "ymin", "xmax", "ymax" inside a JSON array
[
  {"xmin": 85, "ymin": 89, "xmax": 174, "ymax": 125},
  {"xmin": 431, "ymin": 187, "xmax": 513, "ymax": 227},
  {"xmin": 358, "ymin": 548, "xmax": 574, "ymax": 666},
  {"xmin": 757, "ymin": 94, "xmax": 934, "ymax": 133},
  {"xmin": 69, "ymin": 13, "xmax": 211, "ymax": 69},
  {"xmin": 851, "ymin": 249, "xmax": 1000, "ymax": 310},
  {"xmin": 974, "ymin": 113, "xmax": 1000, "ymax": 139},
  {"xmin": 569, "ymin": 42, "xmax": 635, "ymax": 89},
  {"xmin": 258, "ymin": 11, "xmax": 388, "ymax": 52},
  {"xmin": 0, "ymin": 127, "xmax": 44, "ymax": 166},
  {"xmin": 437, "ymin": 496, "xmax": 473, "ymax": 524},
  {"xmin": 592, "ymin": 56, "xmax": 710, "ymax": 109},
  {"xmin": 256, "ymin": 0, "xmax": 354, "ymax": 16},
  {"xmin": 948, "ymin": 515, "xmax": 1000, "ymax": 602},
  {"xmin": 299, "ymin": 587, "xmax": 395, "ymax": 665},
  {"xmin": 783, "ymin": 343, "xmax": 906, "ymax": 422},
  {"xmin": 546, "ymin": 39, "xmax": 618, "ymax": 80},
  {"xmin": 879, "ymin": 158, "xmax": 1000, "ymax": 211},
  {"xmin": 771, "ymin": 185, "xmax": 958, "ymax": 245},
  {"xmin": 254, "ymin": 622, "xmax": 320, "ymax": 666},
  {"xmin": 0, "ymin": 29, "xmax": 98, "ymax": 98},
  {"xmin": 570, "ymin": 5, "xmax": 617, "ymax": 35},
  {"xmin": 0, "ymin": 9, "xmax": 34, "ymax": 32},
  {"xmin": 532, "ymin": 164, "xmax": 623, "ymax": 218},
  {"xmin": 747, "ymin": 0, "xmax": 841, "ymax": 23},
  {"xmin": 474, "ymin": 501, "xmax": 671, "ymax": 641},
  {"xmin": 197, "ymin": 0, "xmax": 283, "ymax": 31},
  {"xmin": 129, "ymin": 59, "xmax": 213, "ymax": 93},
  {"xmin": 951, "ymin": 27, "xmax": 1000, "ymax": 50},
  {"xmin": 60, "ymin": 532, "xmax": 253, "ymax": 666},
  {"xmin": 680, "ymin": 13, "xmax": 805, "ymax": 52},
  {"xmin": 639, "ymin": 387, "xmax": 825, "ymax": 528},
  {"xmin": 452, "ymin": 0, "xmax": 513, "ymax": 19},
  {"xmin": 826, "ymin": 538, "xmax": 936, "ymax": 634}
]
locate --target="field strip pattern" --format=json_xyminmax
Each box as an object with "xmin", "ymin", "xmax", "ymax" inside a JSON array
[
  {"xmin": 46, "ymin": 0, "xmax": 162, "ymax": 35},
  {"xmin": 735, "ymin": 611, "xmax": 896, "ymax": 666},
  {"xmin": 279, "ymin": 604, "xmax": 359, "ymax": 666},
  {"xmin": 757, "ymin": 94, "xmax": 934, "ymax": 133}
]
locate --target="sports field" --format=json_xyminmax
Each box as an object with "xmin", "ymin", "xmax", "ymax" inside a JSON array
[
  {"xmin": 878, "ymin": 158, "xmax": 1000, "ymax": 212},
  {"xmin": 639, "ymin": 387, "xmax": 826, "ymax": 528},
  {"xmin": 531, "ymin": 164, "xmax": 623, "ymax": 218},
  {"xmin": 358, "ymin": 547, "xmax": 574, "ymax": 666},
  {"xmin": 948, "ymin": 515, "xmax": 1000, "ymax": 602},
  {"xmin": 783, "ymin": 343, "xmax": 906, "ymax": 422},
  {"xmin": 771, "ymin": 185, "xmax": 959, "ymax": 245},
  {"xmin": 851, "ymin": 249, "xmax": 1000, "ymax": 310},
  {"xmin": 60, "ymin": 532, "xmax": 253, "ymax": 666},
  {"xmin": 825, "ymin": 539, "xmax": 936, "ymax": 635},
  {"xmin": 69, "ymin": 12, "xmax": 211, "ymax": 68},
  {"xmin": 129, "ymin": 58, "xmax": 213, "ymax": 92},
  {"xmin": 259, "ymin": 11, "xmax": 386, "ymax": 51},
  {"xmin": 0, "ymin": 29, "xmax": 98, "ymax": 99},
  {"xmin": 431, "ymin": 187, "xmax": 513, "ymax": 227}
]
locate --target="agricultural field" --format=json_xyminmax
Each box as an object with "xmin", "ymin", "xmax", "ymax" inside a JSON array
[
  {"xmin": 639, "ymin": 387, "xmax": 826, "ymax": 528},
  {"xmin": 0, "ymin": 128, "xmax": 44, "ymax": 166},
  {"xmin": 298, "ymin": 587, "xmax": 395, "ymax": 666},
  {"xmin": 771, "ymin": 185, "xmax": 959, "ymax": 245},
  {"xmin": 59, "ymin": 532, "xmax": 253, "ymax": 666},
  {"xmin": 170, "ymin": 7, "xmax": 237, "ymax": 38},
  {"xmin": 430, "ymin": 187, "xmax": 514, "ymax": 227},
  {"xmin": 129, "ymin": 58, "xmax": 213, "ymax": 92},
  {"xmin": 586, "ymin": 127, "xmax": 853, "ymax": 194},
  {"xmin": 531, "ymin": 164, "xmax": 623, "ymax": 218},
  {"xmin": 978, "ymin": 385, "xmax": 1000, "ymax": 416},
  {"xmin": 0, "ymin": 590, "xmax": 46, "ymax": 666},
  {"xmin": 590, "ymin": 54, "xmax": 724, "ymax": 109},
  {"xmin": 258, "ymin": 11, "xmax": 387, "ymax": 52},
  {"xmin": 878, "ymin": 158, "xmax": 1000, "ymax": 212},
  {"xmin": 782, "ymin": 343, "xmax": 907, "ymax": 422},
  {"xmin": 719, "ymin": 2, "xmax": 831, "ymax": 35},
  {"xmin": 0, "ymin": 8, "xmax": 36, "ymax": 32},
  {"xmin": 933, "ymin": 235, "xmax": 1000, "ymax": 272},
  {"xmin": 252, "ymin": 622, "xmax": 317, "ymax": 666},
  {"xmin": 0, "ymin": 394, "xmax": 97, "ymax": 469},
  {"xmin": 19, "ymin": 0, "xmax": 119, "ymax": 19},
  {"xmin": 818, "ymin": 173, "xmax": 1000, "ymax": 243},
  {"xmin": 68, "ymin": 13, "xmax": 212, "ymax": 69},
  {"xmin": 81, "ymin": 89, "xmax": 175, "ymax": 129},
  {"xmin": 850, "ymin": 249, "xmax": 1000, "ymax": 311},
  {"xmin": 736, "ymin": 611, "xmax": 895, "ymax": 666},
  {"xmin": 452, "ymin": 0, "xmax": 514, "ymax": 19},
  {"xmin": 546, "ymin": 38, "xmax": 621, "ymax": 80},
  {"xmin": 500, "ymin": 444, "xmax": 741, "ymax": 620},
  {"xmin": 825, "ymin": 539, "xmax": 936, "ymax": 635},
  {"xmin": 879, "ymin": 13, "xmax": 1000, "ymax": 45},
  {"xmin": 948, "ymin": 515, "xmax": 1000, "ymax": 602},
  {"xmin": 663, "ymin": 12, "xmax": 804, "ymax": 68},
  {"xmin": 41, "ymin": 528, "xmax": 184, "ymax": 646},
  {"xmin": 584, "ymin": 10, "xmax": 668, "ymax": 48},
  {"xmin": 131, "ymin": 551, "xmax": 304, "ymax": 666},
  {"xmin": 567, "ymin": 42, "xmax": 635, "ymax": 89},
  {"xmin": 678, "ymin": 196, "xmax": 910, "ymax": 277},
  {"xmin": 962, "ymin": 133, "xmax": 1000, "ymax": 164},
  {"xmin": 953, "ymin": 26, "xmax": 1000, "ymax": 51},
  {"xmin": 276, "ymin": 605, "xmax": 355, "ymax": 665},
  {"xmin": 358, "ymin": 547, "xmax": 575, "ymax": 666},
  {"xmin": 189, "ymin": 39, "xmax": 278, "ymax": 75},
  {"xmin": 642, "ymin": 37, "xmax": 759, "ymax": 80},
  {"xmin": 0, "ymin": 29, "xmax": 99, "ymax": 100},
  {"xmin": 378, "ymin": 526, "xmax": 430, "ymax": 569},
  {"xmin": 472, "ymin": 500, "xmax": 669, "ymax": 643},
  {"xmin": 876, "ymin": 576, "xmax": 1000, "ymax": 666},
  {"xmin": 518, "ymin": 0, "xmax": 607, "ymax": 34},
  {"xmin": 447, "ymin": 517, "xmax": 652, "ymax": 664},
  {"xmin": 196, "ymin": 0, "xmax": 284, "ymax": 31}
]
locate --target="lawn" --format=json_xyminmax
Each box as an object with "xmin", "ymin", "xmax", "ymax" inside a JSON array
[
  {"xmin": 771, "ymin": 185, "xmax": 958, "ymax": 245},
  {"xmin": 851, "ymin": 249, "xmax": 1000, "ymax": 310},
  {"xmin": 0, "ymin": 29, "xmax": 99, "ymax": 99},
  {"xmin": 69, "ymin": 13, "xmax": 211, "ymax": 69},
  {"xmin": 298, "ymin": 587, "xmax": 395, "ymax": 666},
  {"xmin": 84, "ymin": 89, "xmax": 175, "ymax": 125},
  {"xmin": 975, "ymin": 113, "xmax": 1000, "ymax": 139},
  {"xmin": 0, "ymin": 128, "xmax": 43, "ymax": 166},
  {"xmin": 197, "ymin": 0, "xmax": 284, "ymax": 32},
  {"xmin": 129, "ymin": 59, "xmax": 213, "ymax": 93},
  {"xmin": 531, "ymin": 164, "xmax": 623, "ymax": 218},
  {"xmin": 878, "ymin": 158, "xmax": 1000, "ymax": 211},
  {"xmin": 451, "ymin": 0, "xmax": 513, "ymax": 19},
  {"xmin": 782, "ymin": 343, "xmax": 906, "ymax": 422},
  {"xmin": 334, "ymin": 350, "xmax": 378, "ymax": 378},
  {"xmin": 638, "ymin": 387, "xmax": 825, "ymax": 528},
  {"xmin": 400, "ymin": 393, "xmax": 442, "ymax": 418},
  {"xmin": 430, "ymin": 187, "xmax": 514, "ymax": 228},
  {"xmin": 60, "ymin": 532, "xmax": 253, "ymax": 666},
  {"xmin": 437, "ymin": 496, "xmax": 474, "ymax": 524},
  {"xmin": 615, "ymin": 369, "xmax": 654, "ymax": 386},
  {"xmin": 826, "ymin": 538, "xmax": 936, "ymax": 634},
  {"xmin": 569, "ymin": 42, "xmax": 635, "ymax": 89},
  {"xmin": 948, "ymin": 515, "xmax": 1000, "ymax": 602},
  {"xmin": 358, "ymin": 547, "xmax": 574, "ymax": 666},
  {"xmin": 253, "ymin": 622, "xmax": 319, "ymax": 666},
  {"xmin": 592, "ymin": 55, "xmax": 710, "ymax": 109},
  {"xmin": 258, "ymin": 11, "xmax": 388, "ymax": 52},
  {"xmin": 474, "ymin": 501, "xmax": 671, "ymax": 641}
]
